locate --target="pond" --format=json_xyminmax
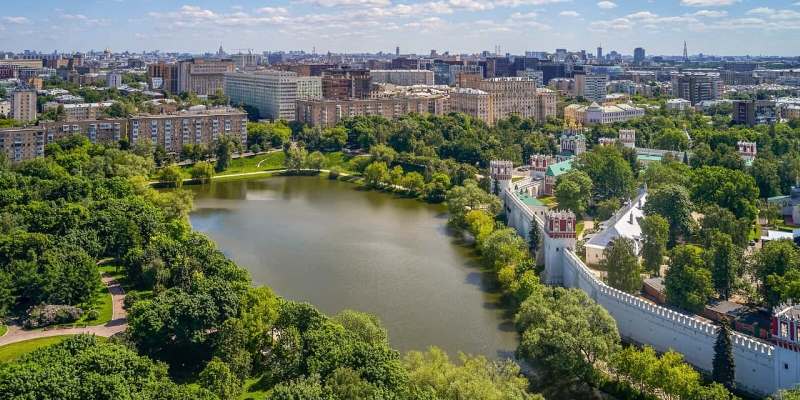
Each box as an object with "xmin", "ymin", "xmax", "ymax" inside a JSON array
[{"xmin": 188, "ymin": 176, "xmax": 518, "ymax": 359}]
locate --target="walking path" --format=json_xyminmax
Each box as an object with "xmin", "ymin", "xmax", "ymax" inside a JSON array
[{"xmin": 0, "ymin": 274, "xmax": 127, "ymax": 346}]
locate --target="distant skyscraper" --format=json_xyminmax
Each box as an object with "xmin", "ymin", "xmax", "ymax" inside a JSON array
[
  {"xmin": 596, "ymin": 46, "xmax": 603, "ymax": 61},
  {"xmin": 683, "ymin": 41, "xmax": 688, "ymax": 61},
  {"xmin": 396, "ymin": 46, "xmax": 400, "ymax": 56},
  {"xmin": 633, "ymin": 47, "xmax": 645, "ymax": 65}
]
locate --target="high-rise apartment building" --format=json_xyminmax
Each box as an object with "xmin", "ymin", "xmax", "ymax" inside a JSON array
[
  {"xmin": 575, "ymin": 73, "xmax": 608, "ymax": 103},
  {"xmin": 320, "ymin": 69, "xmax": 371, "ymax": 100},
  {"xmin": 450, "ymin": 88, "xmax": 493, "ymax": 125},
  {"xmin": 11, "ymin": 88, "xmax": 37, "ymax": 122},
  {"xmin": 224, "ymin": 70, "xmax": 305, "ymax": 121},
  {"xmin": 147, "ymin": 62, "xmax": 179, "ymax": 93},
  {"xmin": 107, "ymin": 72, "xmax": 123, "ymax": 88},
  {"xmin": 671, "ymin": 73, "xmax": 723, "ymax": 105},
  {"xmin": 0, "ymin": 127, "xmax": 45, "ymax": 162},
  {"xmin": 633, "ymin": 48, "xmax": 646, "ymax": 65},
  {"xmin": 369, "ymin": 70, "xmax": 435, "ymax": 86},
  {"xmin": 178, "ymin": 58, "xmax": 235, "ymax": 95},
  {"xmin": 458, "ymin": 77, "xmax": 555, "ymax": 125}
]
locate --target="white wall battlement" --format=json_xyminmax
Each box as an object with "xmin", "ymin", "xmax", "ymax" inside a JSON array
[{"xmin": 499, "ymin": 184, "xmax": 786, "ymax": 396}]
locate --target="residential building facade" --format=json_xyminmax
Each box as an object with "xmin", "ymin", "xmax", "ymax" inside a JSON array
[
  {"xmin": 177, "ymin": 58, "xmax": 235, "ymax": 95},
  {"xmin": 11, "ymin": 88, "xmax": 37, "ymax": 122},
  {"xmin": 224, "ymin": 70, "xmax": 300, "ymax": 121},
  {"xmin": 296, "ymin": 96, "xmax": 447, "ymax": 127}
]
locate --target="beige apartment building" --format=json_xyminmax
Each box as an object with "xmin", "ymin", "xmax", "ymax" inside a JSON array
[
  {"xmin": 11, "ymin": 88, "xmax": 37, "ymax": 122},
  {"xmin": 0, "ymin": 127, "xmax": 45, "ymax": 162},
  {"xmin": 43, "ymin": 102, "xmax": 114, "ymax": 121},
  {"xmin": 42, "ymin": 118, "xmax": 128, "ymax": 145},
  {"xmin": 178, "ymin": 58, "xmax": 235, "ymax": 95},
  {"xmin": 456, "ymin": 77, "xmax": 556, "ymax": 125},
  {"xmin": 128, "ymin": 107, "xmax": 247, "ymax": 153},
  {"xmin": 449, "ymin": 88, "xmax": 493, "ymax": 125},
  {"xmin": 296, "ymin": 96, "xmax": 447, "ymax": 127}
]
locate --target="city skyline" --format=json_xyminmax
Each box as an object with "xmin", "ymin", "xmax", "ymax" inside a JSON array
[{"xmin": 2, "ymin": 0, "xmax": 800, "ymax": 56}]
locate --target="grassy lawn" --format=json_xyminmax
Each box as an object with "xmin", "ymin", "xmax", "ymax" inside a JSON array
[
  {"xmin": 215, "ymin": 152, "xmax": 286, "ymax": 176},
  {"xmin": 576, "ymin": 221, "xmax": 585, "ymax": 238},
  {"xmin": 240, "ymin": 376, "xmax": 270, "ymax": 400},
  {"xmin": 0, "ymin": 336, "xmax": 69, "ymax": 362},
  {"xmin": 53, "ymin": 275, "xmax": 113, "ymax": 328},
  {"xmin": 538, "ymin": 196, "xmax": 557, "ymax": 208},
  {"xmin": 0, "ymin": 324, "xmax": 6, "ymax": 337},
  {"xmin": 0, "ymin": 336, "xmax": 108, "ymax": 362}
]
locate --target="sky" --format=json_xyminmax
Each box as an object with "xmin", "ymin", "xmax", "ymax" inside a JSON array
[{"xmin": 1, "ymin": 0, "xmax": 800, "ymax": 56}]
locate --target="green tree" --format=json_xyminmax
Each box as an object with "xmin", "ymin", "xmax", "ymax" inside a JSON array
[
  {"xmin": 158, "ymin": 165, "xmax": 183, "ymax": 188},
  {"xmin": 707, "ymin": 231, "xmax": 741, "ymax": 300},
  {"xmin": 555, "ymin": 170, "xmax": 593, "ymax": 217},
  {"xmin": 755, "ymin": 239, "xmax": 800, "ymax": 307},
  {"xmin": 644, "ymin": 184, "xmax": 694, "ymax": 245},
  {"xmin": 404, "ymin": 347, "xmax": 542, "ymax": 400},
  {"xmin": 191, "ymin": 161, "xmax": 214, "ymax": 183},
  {"xmin": 690, "ymin": 166, "xmax": 759, "ymax": 221},
  {"xmin": 700, "ymin": 205, "xmax": 750, "ymax": 248},
  {"xmin": 595, "ymin": 197, "xmax": 620, "ymax": 221},
  {"xmin": 364, "ymin": 162, "xmax": 389, "ymax": 189},
  {"xmin": 425, "ymin": 172, "xmax": 451, "ymax": 203},
  {"xmin": 401, "ymin": 172, "xmax": 425, "ymax": 197},
  {"xmin": 371, "ymin": 144, "xmax": 397, "ymax": 165},
  {"xmin": 285, "ymin": 145, "xmax": 308, "ymax": 174},
  {"xmin": 516, "ymin": 287, "xmax": 620, "ymax": 385},
  {"xmin": 446, "ymin": 180, "xmax": 502, "ymax": 229},
  {"xmin": 641, "ymin": 214, "xmax": 669, "ymax": 276},
  {"xmin": 751, "ymin": 157, "xmax": 781, "ymax": 199},
  {"xmin": 577, "ymin": 145, "xmax": 635, "ymax": 200},
  {"xmin": 215, "ymin": 136, "xmax": 237, "ymax": 173},
  {"xmin": 529, "ymin": 216, "xmax": 541, "ymax": 257},
  {"xmin": 712, "ymin": 320, "xmax": 735, "ymax": 390},
  {"xmin": 199, "ymin": 358, "xmax": 242, "ymax": 400},
  {"xmin": 603, "ymin": 238, "xmax": 643, "ymax": 294},
  {"xmin": 389, "ymin": 165, "xmax": 404, "ymax": 186},
  {"xmin": 306, "ymin": 151, "xmax": 325, "ymax": 172},
  {"xmin": 332, "ymin": 309, "xmax": 388, "ymax": 346},
  {"xmin": 665, "ymin": 245, "xmax": 714, "ymax": 313}
]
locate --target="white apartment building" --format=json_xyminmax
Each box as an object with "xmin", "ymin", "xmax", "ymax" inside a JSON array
[
  {"xmin": 666, "ymin": 98, "xmax": 692, "ymax": 112},
  {"xmin": 224, "ymin": 70, "xmax": 300, "ymax": 121},
  {"xmin": 370, "ymin": 70, "xmax": 435, "ymax": 86},
  {"xmin": 107, "ymin": 72, "xmax": 123, "ymax": 88},
  {"xmin": 564, "ymin": 102, "xmax": 645, "ymax": 125},
  {"xmin": 296, "ymin": 76, "xmax": 323, "ymax": 100},
  {"xmin": 0, "ymin": 100, "xmax": 9, "ymax": 117},
  {"xmin": 575, "ymin": 73, "xmax": 608, "ymax": 103}
]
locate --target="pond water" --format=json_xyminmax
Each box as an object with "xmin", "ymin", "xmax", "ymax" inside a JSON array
[{"xmin": 188, "ymin": 176, "xmax": 518, "ymax": 359}]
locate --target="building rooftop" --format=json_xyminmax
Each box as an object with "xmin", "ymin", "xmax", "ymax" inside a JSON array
[
  {"xmin": 586, "ymin": 189, "xmax": 648, "ymax": 253},
  {"xmin": 517, "ymin": 192, "xmax": 544, "ymax": 207},
  {"xmin": 545, "ymin": 159, "xmax": 573, "ymax": 177}
]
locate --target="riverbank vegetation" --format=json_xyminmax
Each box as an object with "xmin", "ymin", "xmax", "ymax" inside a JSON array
[{"xmin": 0, "ymin": 136, "xmax": 545, "ymax": 399}]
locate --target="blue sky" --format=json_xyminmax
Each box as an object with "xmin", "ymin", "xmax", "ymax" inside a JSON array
[{"xmin": 1, "ymin": 0, "xmax": 799, "ymax": 56}]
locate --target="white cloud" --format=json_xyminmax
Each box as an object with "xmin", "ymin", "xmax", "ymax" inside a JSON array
[
  {"xmin": 559, "ymin": 10, "xmax": 580, "ymax": 17},
  {"xmin": 493, "ymin": 0, "xmax": 569, "ymax": 6},
  {"xmin": 691, "ymin": 10, "xmax": 728, "ymax": 17},
  {"xmin": 256, "ymin": 7, "xmax": 289, "ymax": 15},
  {"xmin": 448, "ymin": 0, "xmax": 494, "ymax": 11},
  {"xmin": 597, "ymin": 1, "xmax": 617, "ymax": 10},
  {"xmin": 627, "ymin": 11, "xmax": 659, "ymax": 19},
  {"xmin": 299, "ymin": 0, "xmax": 391, "ymax": 6},
  {"xmin": 680, "ymin": 0, "xmax": 736, "ymax": 7},
  {"xmin": 1, "ymin": 16, "xmax": 30, "ymax": 24}
]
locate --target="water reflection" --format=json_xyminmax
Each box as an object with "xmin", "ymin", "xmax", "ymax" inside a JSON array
[{"xmin": 188, "ymin": 176, "xmax": 518, "ymax": 359}]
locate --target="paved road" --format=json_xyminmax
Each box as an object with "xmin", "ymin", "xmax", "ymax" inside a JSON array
[{"xmin": 0, "ymin": 274, "xmax": 127, "ymax": 346}]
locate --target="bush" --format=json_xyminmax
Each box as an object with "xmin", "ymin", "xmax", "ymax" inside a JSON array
[
  {"xmin": 328, "ymin": 166, "xmax": 341, "ymax": 180},
  {"xmin": 86, "ymin": 309, "xmax": 99, "ymax": 321},
  {"xmin": 123, "ymin": 291, "xmax": 144, "ymax": 310},
  {"xmin": 24, "ymin": 304, "xmax": 83, "ymax": 328}
]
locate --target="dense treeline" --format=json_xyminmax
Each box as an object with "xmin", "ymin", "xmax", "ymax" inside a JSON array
[
  {"xmin": 0, "ymin": 137, "xmax": 543, "ymax": 399},
  {"xmin": 443, "ymin": 180, "xmax": 736, "ymax": 399}
]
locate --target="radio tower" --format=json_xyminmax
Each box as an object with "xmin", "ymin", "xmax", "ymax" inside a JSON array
[{"xmin": 683, "ymin": 41, "xmax": 688, "ymax": 62}]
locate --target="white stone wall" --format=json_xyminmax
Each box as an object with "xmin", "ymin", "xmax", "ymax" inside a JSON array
[{"xmin": 501, "ymin": 188, "xmax": 780, "ymax": 396}]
